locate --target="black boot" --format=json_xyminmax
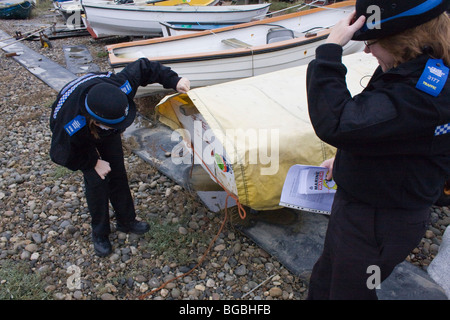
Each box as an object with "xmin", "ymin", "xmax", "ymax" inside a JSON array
[
  {"xmin": 117, "ymin": 220, "xmax": 150, "ymax": 235},
  {"xmin": 92, "ymin": 234, "xmax": 112, "ymax": 257}
]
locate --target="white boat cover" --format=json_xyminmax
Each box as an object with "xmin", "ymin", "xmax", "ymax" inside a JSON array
[
  {"xmin": 428, "ymin": 227, "xmax": 450, "ymax": 298},
  {"xmin": 156, "ymin": 52, "xmax": 379, "ymax": 210}
]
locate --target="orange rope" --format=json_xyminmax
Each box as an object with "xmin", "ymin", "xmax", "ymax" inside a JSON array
[{"xmin": 139, "ymin": 143, "xmax": 246, "ymax": 300}]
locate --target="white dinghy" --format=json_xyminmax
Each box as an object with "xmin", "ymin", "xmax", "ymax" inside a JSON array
[{"xmin": 107, "ymin": 1, "xmax": 364, "ymax": 95}]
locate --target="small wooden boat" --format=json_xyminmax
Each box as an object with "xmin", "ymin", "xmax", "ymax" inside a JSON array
[
  {"xmin": 0, "ymin": 0, "xmax": 33, "ymax": 19},
  {"xmin": 53, "ymin": 0, "xmax": 82, "ymax": 19},
  {"xmin": 82, "ymin": 1, "xmax": 271, "ymax": 38},
  {"xmin": 106, "ymin": 1, "xmax": 364, "ymax": 95}
]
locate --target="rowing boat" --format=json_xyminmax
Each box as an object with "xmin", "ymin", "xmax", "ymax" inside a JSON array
[
  {"xmin": 106, "ymin": 1, "xmax": 364, "ymax": 95},
  {"xmin": 82, "ymin": 1, "xmax": 271, "ymax": 38}
]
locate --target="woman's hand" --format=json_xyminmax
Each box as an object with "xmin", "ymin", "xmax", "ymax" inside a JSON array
[
  {"xmin": 321, "ymin": 157, "xmax": 335, "ymax": 181},
  {"xmin": 95, "ymin": 159, "xmax": 111, "ymax": 180},
  {"xmin": 176, "ymin": 77, "xmax": 191, "ymax": 93},
  {"xmin": 326, "ymin": 11, "xmax": 366, "ymax": 47}
]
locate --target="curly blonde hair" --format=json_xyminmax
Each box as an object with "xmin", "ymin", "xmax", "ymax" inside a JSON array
[{"xmin": 378, "ymin": 13, "xmax": 450, "ymax": 67}]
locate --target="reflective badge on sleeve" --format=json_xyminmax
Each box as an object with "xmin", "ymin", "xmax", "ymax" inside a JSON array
[
  {"xmin": 64, "ymin": 115, "xmax": 86, "ymax": 136},
  {"xmin": 416, "ymin": 59, "xmax": 448, "ymax": 97},
  {"xmin": 120, "ymin": 80, "xmax": 132, "ymax": 95},
  {"xmin": 435, "ymin": 123, "xmax": 450, "ymax": 136}
]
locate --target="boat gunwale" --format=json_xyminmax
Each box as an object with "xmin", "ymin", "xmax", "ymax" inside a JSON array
[
  {"xmin": 159, "ymin": 21, "xmax": 240, "ymax": 32},
  {"xmin": 82, "ymin": 1, "xmax": 271, "ymax": 13},
  {"xmin": 140, "ymin": 0, "xmax": 218, "ymax": 6},
  {"xmin": 106, "ymin": 1, "xmax": 354, "ymax": 49},
  {"xmin": 109, "ymin": 31, "xmax": 330, "ymax": 68}
]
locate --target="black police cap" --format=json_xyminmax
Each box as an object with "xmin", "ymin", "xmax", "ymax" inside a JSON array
[{"xmin": 84, "ymin": 83, "xmax": 136, "ymax": 130}]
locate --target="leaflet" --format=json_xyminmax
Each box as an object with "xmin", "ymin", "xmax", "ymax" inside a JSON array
[
  {"xmin": 279, "ymin": 164, "xmax": 336, "ymax": 215},
  {"xmin": 298, "ymin": 165, "xmax": 337, "ymax": 194}
]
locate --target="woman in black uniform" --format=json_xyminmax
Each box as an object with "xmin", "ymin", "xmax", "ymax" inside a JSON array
[
  {"xmin": 49, "ymin": 58, "xmax": 190, "ymax": 257},
  {"xmin": 306, "ymin": 0, "xmax": 450, "ymax": 299}
]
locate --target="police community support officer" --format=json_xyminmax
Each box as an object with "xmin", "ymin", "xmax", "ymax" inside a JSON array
[
  {"xmin": 49, "ymin": 58, "xmax": 190, "ymax": 257},
  {"xmin": 306, "ymin": 0, "xmax": 450, "ymax": 299}
]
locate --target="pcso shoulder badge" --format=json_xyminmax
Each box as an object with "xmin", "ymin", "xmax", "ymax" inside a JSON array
[
  {"xmin": 64, "ymin": 115, "xmax": 86, "ymax": 136},
  {"xmin": 120, "ymin": 80, "xmax": 132, "ymax": 95},
  {"xmin": 416, "ymin": 59, "xmax": 449, "ymax": 97}
]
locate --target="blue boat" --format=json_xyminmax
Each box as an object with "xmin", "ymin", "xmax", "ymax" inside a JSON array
[{"xmin": 0, "ymin": 0, "xmax": 33, "ymax": 19}]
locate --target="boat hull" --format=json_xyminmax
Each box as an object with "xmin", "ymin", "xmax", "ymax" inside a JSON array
[
  {"xmin": 0, "ymin": 0, "xmax": 33, "ymax": 19},
  {"xmin": 114, "ymin": 39, "xmax": 364, "ymax": 96},
  {"xmin": 83, "ymin": 2, "xmax": 271, "ymax": 38}
]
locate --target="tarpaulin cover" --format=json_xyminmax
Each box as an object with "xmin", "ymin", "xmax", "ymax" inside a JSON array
[{"xmin": 156, "ymin": 52, "xmax": 379, "ymax": 210}]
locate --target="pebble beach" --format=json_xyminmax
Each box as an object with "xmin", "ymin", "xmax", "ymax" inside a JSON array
[{"xmin": 0, "ymin": 1, "xmax": 448, "ymax": 301}]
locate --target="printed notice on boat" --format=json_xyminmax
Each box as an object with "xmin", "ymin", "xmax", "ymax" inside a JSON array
[{"xmin": 279, "ymin": 165, "xmax": 336, "ymax": 215}]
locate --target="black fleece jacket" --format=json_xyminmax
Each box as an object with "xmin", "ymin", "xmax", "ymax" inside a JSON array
[
  {"xmin": 307, "ymin": 44, "xmax": 450, "ymax": 209},
  {"xmin": 49, "ymin": 58, "xmax": 181, "ymax": 171}
]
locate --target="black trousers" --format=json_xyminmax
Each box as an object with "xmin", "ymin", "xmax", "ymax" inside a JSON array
[
  {"xmin": 82, "ymin": 133, "xmax": 135, "ymax": 237},
  {"xmin": 307, "ymin": 189, "xmax": 430, "ymax": 300}
]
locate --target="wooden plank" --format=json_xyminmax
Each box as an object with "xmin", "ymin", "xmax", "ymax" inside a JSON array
[{"xmin": 221, "ymin": 38, "xmax": 251, "ymax": 48}]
